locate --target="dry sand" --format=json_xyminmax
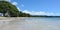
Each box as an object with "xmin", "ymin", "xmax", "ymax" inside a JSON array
[{"xmin": 0, "ymin": 17, "xmax": 24, "ymax": 30}]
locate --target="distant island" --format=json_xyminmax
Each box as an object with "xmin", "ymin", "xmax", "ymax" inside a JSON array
[{"xmin": 30, "ymin": 15, "xmax": 60, "ymax": 17}]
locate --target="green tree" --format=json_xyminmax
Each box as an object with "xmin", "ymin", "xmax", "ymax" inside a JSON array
[
  {"xmin": 0, "ymin": 1, "xmax": 19, "ymax": 17},
  {"xmin": 19, "ymin": 11, "xmax": 31, "ymax": 17}
]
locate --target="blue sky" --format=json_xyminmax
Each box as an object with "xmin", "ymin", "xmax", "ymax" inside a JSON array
[{"xmin": 4, "ymin": 0, "xmax": 60, "ymax": 16}]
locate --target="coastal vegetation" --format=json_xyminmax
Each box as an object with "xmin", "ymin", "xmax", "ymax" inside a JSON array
[{"xmin": 0, "ymin": 1, "xmax": 31, "ymax": 17}]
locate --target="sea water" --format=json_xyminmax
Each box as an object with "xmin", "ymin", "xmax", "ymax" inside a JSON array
[{"xmin": 0, "ymin": 17, "xmax": 60, "ymax": 30}]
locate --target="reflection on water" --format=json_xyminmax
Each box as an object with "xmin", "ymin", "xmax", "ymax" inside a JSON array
[{"xmin": 0, "ymin": 17, "xmax": 60, "ymax": 30}]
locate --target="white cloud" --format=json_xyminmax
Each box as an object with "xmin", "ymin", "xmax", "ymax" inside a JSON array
[
  {"xmin": 5, "ymin": 0, "xmax": 11, "ymax": 2},
  {"xmin": 22, "ymin": 10, "xmax": 56, "ymax": 16},
  {"xmin": 17, "ymin": 7, "xmax": 21, "ymax": 11},
  {"xmin": 23, "ymin": 10, "xmax": 31, "ymax": 13},
  {"xmin": 21, "ymin": 4, "xmax": 24, "ymax": 7},
  {"xmin": 12, "ymin": 2, "xmax": 18, "ymax": 5}
]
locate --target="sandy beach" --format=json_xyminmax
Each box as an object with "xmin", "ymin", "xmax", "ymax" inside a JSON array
[
  {"xmin": 0, "ymin": 17, "xmax": 25, "ymax": 30},
  {"xmin": 0, "ymin": 17, "xmax": 60, "ymax": 30}
]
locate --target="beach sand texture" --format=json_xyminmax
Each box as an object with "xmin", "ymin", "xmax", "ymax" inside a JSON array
[{"xmin": 0, "ymin": 17, "xmax": 60, "ymax": 30}]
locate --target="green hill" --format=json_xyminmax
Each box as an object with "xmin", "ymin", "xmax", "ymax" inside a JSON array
[{"xmin": 0, "ymin": 1, "xmax": 31, "ymax": 17}]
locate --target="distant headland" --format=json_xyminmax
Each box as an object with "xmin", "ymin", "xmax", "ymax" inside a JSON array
[{"xmin": 30, "ymin": 15, "xmax": 60, "ymax": 17}]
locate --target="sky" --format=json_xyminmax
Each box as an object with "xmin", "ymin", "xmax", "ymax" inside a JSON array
[{"xmin": 1, "ymin": 0, "xmax": 60, "ymax": 16}]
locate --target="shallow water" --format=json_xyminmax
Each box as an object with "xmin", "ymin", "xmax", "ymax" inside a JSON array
[{"xmin": 0, "ymin": 17, "xmax": 60, "ymax": 30}]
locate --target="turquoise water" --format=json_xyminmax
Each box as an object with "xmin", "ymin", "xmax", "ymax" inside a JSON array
[
  {"xmin": 14, "ymin": 17, "xmax": 60, "ymax": 30},
  {"xmin": 20, "ymin": 17, "xmax": 60, "ymax": 30},
  {"xmin": 0, "ymin": 17, "xmax": 60, "ymax": 30}
]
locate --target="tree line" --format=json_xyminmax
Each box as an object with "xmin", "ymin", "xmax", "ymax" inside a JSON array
[{"xmin": 0, "ymin": 1, "xmax": 31, "ymax": 17}]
